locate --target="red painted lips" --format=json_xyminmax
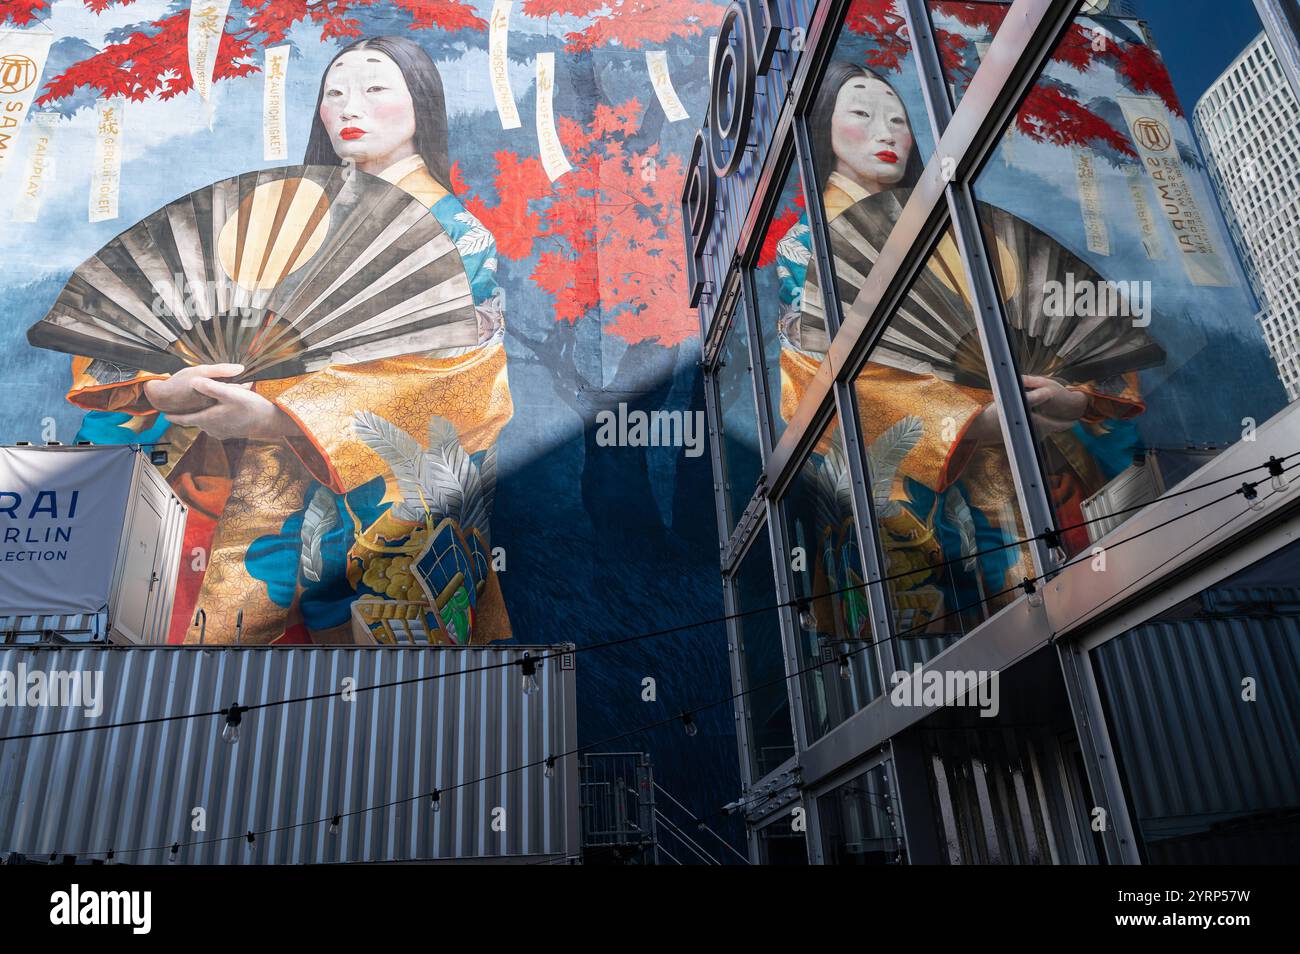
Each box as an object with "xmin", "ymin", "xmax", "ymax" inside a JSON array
[
  {"xmin": 875, "ymin": 149, "xmax": 899, "ymax": 164},
  {"xmin": 340, "ymin": 127, "xmax": 365, "ymax": 141}
]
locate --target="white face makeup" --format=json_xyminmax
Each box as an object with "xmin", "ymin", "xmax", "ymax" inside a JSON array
[
  {"xmin": 319, "ymin": 49, "xmax": 419, "ymax": 175},
  {"xmin": 829, "ymin": 76, "xmax": 915, "ymax": 194}
]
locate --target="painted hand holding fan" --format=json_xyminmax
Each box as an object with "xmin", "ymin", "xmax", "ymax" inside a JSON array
[
  {"xmin": 28, "ymin": 165, "xmax": 480, "ymax": 380},
  {"xmin": 796, "ymin": 188, "xmax": 1166, "ymax": 387}
]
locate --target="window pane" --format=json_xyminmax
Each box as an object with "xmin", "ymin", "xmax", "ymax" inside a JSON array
[
  {"xmin": 968, "ymin": 1, "xmax": 1290, "ymax": 557},
  {"xmin": 798, "ymin": 0, "xmax": 938, "ymax": 336},
  {"xmin": 757, "ymin": 823, "xmax": 809, "ymax": 864},
  {"xmin": 717, "ymin": 305, "xmax": 763, "ymax": 533},
  {"xmin": 781, "ymin": 413, "xmax": 883, "ymax": 741},
  {"xmin": 1092, "ymin": 537, "xmax": 1300, "ymax": 864},
  {"xmin": 817, "ymin": 762, "xmax": 904, "ymax": 864},
  {"xmin": 733, "ymin": 524, "xmax": 794, "ymax": 780},
  {"xmin": 850, "ymin": 235, "xmax": 1035, "ymax": 668},
  {"xmin": 751, "ymin": 160, "xmax": 810, "ymax": 446}
]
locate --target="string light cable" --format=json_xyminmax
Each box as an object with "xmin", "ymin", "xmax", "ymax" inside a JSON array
[
  {"xmin": 1, "ymin": 449, "xmax": 1291, "ymax": 746},
  {"xmin": 16, "ymin": 455, "xmax": 1286, "ymax": 863}
]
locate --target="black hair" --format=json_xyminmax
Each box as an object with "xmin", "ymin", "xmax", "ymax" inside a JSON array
[
  {"xmin": 304, "ymin": 35, "xmax": 452, "ymax": 193},
  {"xmin": 807, "ymin": 60, "xmax": 923, "ymax": 196}
]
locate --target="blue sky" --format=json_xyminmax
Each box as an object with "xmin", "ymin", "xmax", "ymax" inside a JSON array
[{"xmin": 1133, "ymin": 0, "xmax": 1266, "ymax": 112}]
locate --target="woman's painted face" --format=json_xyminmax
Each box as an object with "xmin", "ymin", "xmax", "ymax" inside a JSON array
[
  {"xmin": 829, "ymin": 76, "xmax": 914, "ymax": 193},
  {"xmin": 319, "ymin": 49, "xmax": 417, "ymax": 173}
]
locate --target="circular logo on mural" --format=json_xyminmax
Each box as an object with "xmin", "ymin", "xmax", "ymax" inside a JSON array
[
  {"xmin": 0, "ymin": 54, "xmax": 38, "ymax": 95},
  {"xmin": 1132, "ymin": 116, "xmax": 1172, "ymax": 152}
]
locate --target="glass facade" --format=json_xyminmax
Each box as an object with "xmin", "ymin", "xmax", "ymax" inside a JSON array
[
  {"xmin": 971, "ymin": 1, "xmax": 1290, "ymax": 556},
  {"xmin": 784, "ymin": 0, "xmax": 940, "ymax": 398},
  {"xmin": 818, "ymin": 762, "xmax": 904, "ymax": 864},
  {"xmin": 851, "ymin": 232, "xmax": 1034, "ymax": 668},
  {"xmin": 780, "ymin": 412, "xmax": 882, "ymax": 740},
  {"xmin": 732, "ymin": 524, "xmax": 795, "ymax": 780},
  {"xmin": 716, "ymin": 303, "xmax": 764, "ymax": 533},
  {"xmin": 751, "ymin": 160, "xmax": 814, "ymax": 446},
  {"xmin": 700, "ymin": 0, "xmax": 1300, "ymax": 865}
]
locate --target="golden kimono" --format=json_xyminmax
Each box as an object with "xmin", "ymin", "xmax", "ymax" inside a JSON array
[
  {"xmin": 777, "ymin": 173, "xmax": 1145, "ymax": 630},
  {"xmin": 67, "ymin": 156, "xmax": 514, "ymax": 645}
]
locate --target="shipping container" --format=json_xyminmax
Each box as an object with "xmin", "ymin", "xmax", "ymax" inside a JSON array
[
  {"xmin": 0, "ymin": 644, "xmax": 580, "ymax": 864},
  {"xmin": 0, "ymin": 444, "xmax": 186, "ymax": 645}
]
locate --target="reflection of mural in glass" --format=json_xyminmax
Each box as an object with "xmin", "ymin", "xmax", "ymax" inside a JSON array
[{"xmin": 782, "ymin": 413, "xmax": 881, "ymax": 740}]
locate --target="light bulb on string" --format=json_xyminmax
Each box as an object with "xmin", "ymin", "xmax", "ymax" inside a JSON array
[
  {"xmin": 246, "ymin": 831, "xmax": 255, "ymax": 852},
  {"xmin": 795, "ymin": 598, "xmax": 817, "ymax": 633},
  {"xmin": 1022, "ymin": 577, "xmax": 1044, "ymax": 609},
  {"xmin": 329, "ymin": 815, "xmax": 340, "ymax": 837},
  {"xmin": 222, "ymin": 703, "xmax": 245, "ymax": 745},
  {"xmin": 520, "ymin": 653, "xmax": 540, "ymax": 696},
  {"xmin": 169, "ymin": 843, "xmax": 179, "ymax": 865},
  {"xmin": 544, "ymin": 755, "xmax": 556, "ymax": 780},
  {"xmin": 1241, "ymin": 481, "xmax": 1267, "ymax": 512},
  {"xmin": 430, "ymin": 789, "xmax": 441, "ymax": 813},
  {"xmin": 1268, "ymin": 456, "xmax": 1289, "ymax": 493},
  {"xmin": 838, "ymin": 649, "xmax": 852, "ymax": 681},
  {"xmin": 681, "ymin": 712, "xmax": 698, "ymax": 737},
  {"xmin": 1043, "ymin": 528, "xmax": 1068, "ymax": 567}
]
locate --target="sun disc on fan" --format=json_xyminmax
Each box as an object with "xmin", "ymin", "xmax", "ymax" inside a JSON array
[{"xmin": 216, "ymin": 176, "xmax": 332, "ymax": 292}]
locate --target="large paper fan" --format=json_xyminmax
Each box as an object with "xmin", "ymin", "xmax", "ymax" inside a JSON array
[
  {"xmin": 28, "ymin": 164, "xmax": 480, "ymax": 380},
  {"xmin": 798, "ymin": 187, "xmax": 1166, "ymax": 387}
]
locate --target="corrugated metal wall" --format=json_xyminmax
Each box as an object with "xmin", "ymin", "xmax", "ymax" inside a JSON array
[
  {"xmin": 1092, "ymin": 615, "xmax": 1300, "ymax": 864},
  {"xmin": 0, "ymin": 645, "xmax": 578, "ymax": 864}
]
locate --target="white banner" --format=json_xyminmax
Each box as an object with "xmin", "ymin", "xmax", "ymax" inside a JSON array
[
  {"xmin": 0, "ymin": 27, "xmax": 54, "ymax": 181},
  {"xmin": 1073, "ymin": 147, "xmax": 1109, "ymax": 256},
  {"xmin": 11, "ymin": 110, "xmax": 57, "ymax": 224},
  {"xmin": 488, "ymin": 0, "xmax": 521, "ymax": 130},
  {"xmin": 535, "ymin": 52, "xmax": 571, "ymax": 182},
  {"xmin": 89, "ymin": 97, "xmax": 124, "ymax": 223},
  {"xmin": 1117, "ymin": 94, "xmax": 1229, "ymax": 286},
  {"xmin": 1124, "ymin": 163, "xmax": 1164, "ymax": 260},
  {"xmin": 646, "ymin": 50, "xmax": 689, "ymax": 123},
  {"xmin": 262, "ymin": 44, "xmax": 289, "ymax": 161},
  {"xmin": 0, "ymin": 446, "xmax": 136, "ymax": 616},
  {"xmin": 187, "ymin": 0, "xmax": 232, "ymax": 127}
]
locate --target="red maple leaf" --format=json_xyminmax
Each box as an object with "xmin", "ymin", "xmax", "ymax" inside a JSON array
[
  {"xmin": 82, "ymin": 0, "xmax": 138, "ymax": 13},
  {"xmin": 37, "ymin": 12, "xmax": 258, "ymax": 104},
  {"xmin": 457, "ymin": 97, "xmax": 695, "ymax": 345},
  {"xmin": 545, "ymin": 0, "xmax": 724, "ymax": 54},
  {"xmin": 0, "ymin": 0, "xmax": 47, "ymax": 26},
  {"xmin": 452, "ymin": 151, "xmax": 552, "ymax": 260},
  {"xmin": 756, "ymin": 190, "xmax": 805, "ymax": 269},
  {"xmin": 394, "ymin": 0, "xmax": 487, "ymax": 32},
  {"xmin": 854, "ymin": 0, "xmax": 1184, "ymax": 159}
]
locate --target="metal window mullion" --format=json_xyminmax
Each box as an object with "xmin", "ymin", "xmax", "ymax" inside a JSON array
[
  {"xmin": 722, "ymin": 567, "xmax": 758, "ymax": 795},
  {"xmin": 794, "ymin": 107, "xmax": 900, "ymax": 684},
  {"xmin": 793, "ymin": 116, "xmax": 842, "ymax": 339},
  {"xmin": 703, "ymin": 369, "xmax": 735, "ymax": 557},
  {"xmin": 831, "ymin": 379, "xmax": 902, "ymax": 683},
  {"xmin": 944, "ymin": 181, "xmax": 1056, "ymax": 574},
  {"xmin": 741, "ymin": 269, "xmax": 779, "ymax": 464},
  {"xmin": 804, "ymin": 793, "xmax": 825, "ymax": 863},
  {"xmin": 945, "ymin": 129, "xmax": 1146, "ymax": 865},
  {"xmin": 901, "ymin": 0, "xmax": 957, "ymax": 143},
  {"xmin": 1063, "ymin": 640, "xmax": 1141, "ymax": 863},
  {"xmin": 764, "ymin": 496, "xmax": 814, "ymax": 759}
]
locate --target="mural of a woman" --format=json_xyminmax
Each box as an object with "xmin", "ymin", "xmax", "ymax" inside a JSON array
[
  {"xmin": 780, "ymin": 61, "xmax": 1147, "ymax": 635},
  {"xmin": 64, "ymin": 36, "xmax": 513, "ymax": 645}
]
